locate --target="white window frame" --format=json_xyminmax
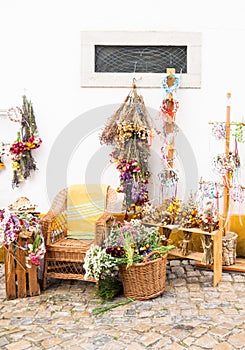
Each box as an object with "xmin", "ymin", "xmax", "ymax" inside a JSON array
[{"xmin": 80, "ymin": 31, "xmax": 202, "ymax": 89}]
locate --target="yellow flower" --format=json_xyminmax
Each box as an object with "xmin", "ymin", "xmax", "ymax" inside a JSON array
[
  {"xmin": 168, "ymin": 204, "xmax": 173, "ymax": 211},
  {"xmin": 25, "ymin": 142, "xmax": 35, "ymax": 150},
  {"xmin": 0, "ymin": 163, "xmax": 4, "ymax": 168},
  {"xmin": 12, "ymin": 161, "xmax": 19, "ymax": 169}
]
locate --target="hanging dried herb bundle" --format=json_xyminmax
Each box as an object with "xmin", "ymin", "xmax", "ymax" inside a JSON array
[
  {"xmin": 100, "ymin": 83, "xmax": 154, "ymax": 214},
  {"xmin": 10, "ymin": 95, "xmax": 42, "ymax": 188},
  {"xmin": 100, "ymin": 94, "xmax": 130, "ymax": 146}
]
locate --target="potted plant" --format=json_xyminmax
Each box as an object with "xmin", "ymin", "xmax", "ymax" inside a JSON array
[{"xmin": 84, "ymin": 219, "xmax": 174, "ymax": 300}]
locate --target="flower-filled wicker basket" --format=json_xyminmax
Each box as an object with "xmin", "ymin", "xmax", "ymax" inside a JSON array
[{"xmin": 119, "ymin": 251, "xmax": 168, "ymax": 300}]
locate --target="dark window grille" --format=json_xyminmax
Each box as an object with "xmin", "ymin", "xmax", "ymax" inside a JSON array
[{"xmin": 95, "ymin": 45, "xmax": 187, "ymax": 73}]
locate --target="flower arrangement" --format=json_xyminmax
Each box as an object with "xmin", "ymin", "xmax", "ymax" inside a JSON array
[
  {"xmin": 162, "ymin": 74, "xmax": 180, "ymax": 95},
  {"xmin": 105, "ymin": 219, "xmax": 172, "ymax": 267},
  {"xmin": 141, "ymin": 197, "xmax": 183, "ymax": 226},
  {"xmin": 11, "ymin": 132, "xmax": 42, "ymax": 188},
  {"xmin": 10, "ymin": 135, "xmax": 42, "ymax": 155},
  {"xmin": 84, "ymin": 219, "xmax": 175, "ymax": 299},
  {"xmin": 231, "ymin": 122, "xmax": 245, "ymax": 143},
  {"xmin": 174, "ymin": 193, "xmax": 199, "ymax": 228},
  {"xmin": 0, "ymin": 209, "xmax": 45, "ymax": 267},
  {"xmin": 141, "ymin": 202, "xmax": 166, "ymax": 224},
  {"xmin": 198, "ymin": 180, "xmax": 224, "ymax": 200},
  {"xmin": 160, "ymin": 95, "xmax": 179, "ymax": 118},
  {"xmin": 230, "ymin": 183, "xmax": 245, "ymax": 203},
  {"xmin": 116, "ymin": 159, "xmax": 149, "ymax": 208},
  {"xmin": 0, "ymin": 95, "xmax": 42, "ymax": 188},
  {"xmin": 163, "ymin": 197, "xmax": 182, "ymax": 220},
  {"xmin": 85, "ymin": 220, "xmax": 175, "ymax": 273},
  {"xmin": 212, "ymin": 152, "xmax": 240, "ymax": 177},
  {"xmin": 198, "ymin": 201, "xmax": 219, "ymax": 233},
  {"xmin": 141, "ymin": 194, "xmax": 219, "ymax": 233},
  {"xmin": 99, "ymin": 83, "xmax": 154, "ymax": 215},
  {"xmin": 211, "ymin": 122, "xmax": 226, "ymax": 140}
]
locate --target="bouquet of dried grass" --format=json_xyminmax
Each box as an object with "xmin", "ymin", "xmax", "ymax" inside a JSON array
[{"xmin": 100, "ymin": 83, "xmax": 154, "ymax": 214}]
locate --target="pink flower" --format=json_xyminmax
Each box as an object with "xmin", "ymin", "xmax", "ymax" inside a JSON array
[{"xmin": 29, "ymin": 253, "xmax": 41, "ymax": 266}]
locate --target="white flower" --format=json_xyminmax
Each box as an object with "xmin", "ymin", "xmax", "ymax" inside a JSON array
[{"xmin": 84, "ymin": 244, "xmax": 117, "ymax": 281}]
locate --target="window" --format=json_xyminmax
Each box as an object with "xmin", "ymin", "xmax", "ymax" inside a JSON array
[
  {"xmin": 95, "ymin": 45, "xmax": 187, "ymax": 74},
  {"xmin": 80, "ymin": 31, "xmax": 202, "ymax": 88}
]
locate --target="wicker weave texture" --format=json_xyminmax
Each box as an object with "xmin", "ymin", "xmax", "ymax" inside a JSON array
[
  {"xmin": 41, "ymin": 185, "xmax": 114, "ymax": 289},
  {"xmin": 119, "ymin": 253, "xmax": 167, "ymax": 300}
]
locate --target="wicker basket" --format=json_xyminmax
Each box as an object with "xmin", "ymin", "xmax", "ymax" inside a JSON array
[{"xmin": 119, "ymin": 252, "xmax": 167, "ymax": 300}]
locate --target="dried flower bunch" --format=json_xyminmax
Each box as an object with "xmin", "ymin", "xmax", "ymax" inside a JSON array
[
  {"xmin": 141, "ymin": 202, "xmax": 174, "ymax": 225},
  {"xmin": 142, "ymin": 194, "xmax": 219, "ymax": 233},
  {"xmin": 100, "ymin": 83, "xmax": 154, "ymax": 214},
  {"xmin": 141, "ymin": 197, "xmax": 186, "ymax": 226},
  {"xmin": 0, "ymin": 209, "xmax": 45, "ymax": 267},
  {"xmin": 198, "ymin": 201, "xmax": 219, "ymax": 233},
  {"xmin": 212, "ymin": 151, "xmax": 240, "ymax": 178},
  {"xmin": 10, "ymin": 95, "xmax": 42, "ymax": 188},
  {"xmin": 174, "ymin": 193, "xmax": 199, "ymax": 228}
]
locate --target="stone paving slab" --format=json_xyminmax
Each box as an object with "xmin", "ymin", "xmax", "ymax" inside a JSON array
[{"xmin": 0, "ymin": 260, "xmax": 245, "ymax": 349}]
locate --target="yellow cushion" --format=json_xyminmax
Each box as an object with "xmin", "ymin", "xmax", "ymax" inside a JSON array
[{"xmin": 67, "ymin": 184, "xmax": 108, "ymax": 240}]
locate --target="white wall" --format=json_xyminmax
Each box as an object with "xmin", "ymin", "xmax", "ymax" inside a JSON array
[{"xmin": 0, "ymin": 0, "xmax": 245, "ymax": 212}]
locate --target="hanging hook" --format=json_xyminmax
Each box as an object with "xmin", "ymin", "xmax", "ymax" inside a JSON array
[
  {"xmin": 132, "ymin": 61, "xmax": 138, "ymax": 89},
  {"xmin": 132, "ymin": 78, "xmax": 137, "ymax": 93}
]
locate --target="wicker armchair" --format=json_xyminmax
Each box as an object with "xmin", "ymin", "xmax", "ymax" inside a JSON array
[{"xmin": 40, "ymin": 184, "xmax": 115, "ymax": 290}]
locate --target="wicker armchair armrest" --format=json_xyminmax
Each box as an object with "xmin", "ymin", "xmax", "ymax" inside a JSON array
[
  {"xmin": 95, "ymin": 212, "xmax": 115, "ymax": 247},
  {"xmin": 40, "ymin": 211, "xmax": 67, "ymax": 246}
]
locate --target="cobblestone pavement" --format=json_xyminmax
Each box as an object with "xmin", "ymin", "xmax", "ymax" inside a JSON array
[{"xmin": 0, "ymin": 260, "xmax": 245, "ymax": 350}]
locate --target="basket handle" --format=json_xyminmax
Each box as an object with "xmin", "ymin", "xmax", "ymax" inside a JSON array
[{"xmin": 143, "ymin": 251, "xmax": 162, "ymax": 263}]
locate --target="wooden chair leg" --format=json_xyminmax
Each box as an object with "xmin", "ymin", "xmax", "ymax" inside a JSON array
[{"xmin": 41, "ymin": 259, "xmax": 48, "ymax": 291}]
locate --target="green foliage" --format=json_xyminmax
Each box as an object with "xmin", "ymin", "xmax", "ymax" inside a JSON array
[
  {"xmin": 92, "ymin": 298, "xmax": 134, "ymax": 316},
  {"xmin": 97, "ymin": 276, "xmax": 123, "ymax": 301}
]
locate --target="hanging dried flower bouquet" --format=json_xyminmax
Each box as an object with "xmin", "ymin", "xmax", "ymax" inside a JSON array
[
  {"xmin": 10, "ymin": 95, "xmax": 42, "ymax": 188},
  {"xmin": 100, "ymin": 83, "xmax": 154, "ymax": 215}
]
